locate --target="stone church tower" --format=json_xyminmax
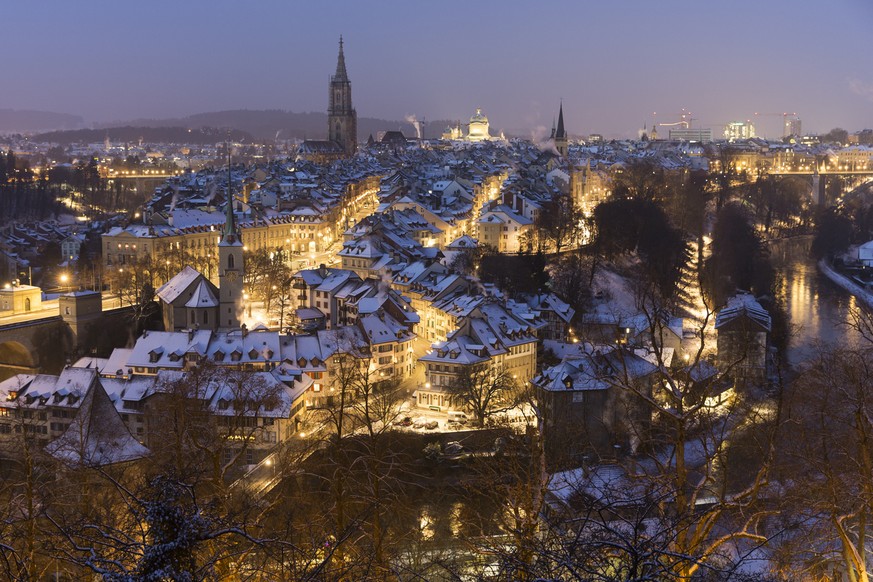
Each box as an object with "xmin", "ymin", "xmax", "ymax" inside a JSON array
[
  {"xmin": 218, "ymin": 179, "xmax": 243, "ymax": 330},
  {"xmin": 328, "ymin": 36, "xmax": 357, "ymax": 157}
]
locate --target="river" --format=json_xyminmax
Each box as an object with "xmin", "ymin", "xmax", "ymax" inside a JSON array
[{"xmin": 769, "ymin": 236, "xmax": 866, "ymax": 366}]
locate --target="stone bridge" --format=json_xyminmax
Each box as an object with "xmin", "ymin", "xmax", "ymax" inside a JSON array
[
  {"xmin": 0, "ymin": 293, "xmax": 137, "ymax": 380},
  {"xmin": 767, "ymin": 169, "xmax": 873, "ymax": 205}
]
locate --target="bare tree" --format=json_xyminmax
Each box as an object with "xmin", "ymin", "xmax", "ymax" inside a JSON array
[{"xmin": 446, "ymin": 362, "xmax": 519, "ymax": 428}]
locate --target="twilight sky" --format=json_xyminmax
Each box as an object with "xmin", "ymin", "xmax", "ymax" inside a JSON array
[{"xmin": 3, "ymin": 0, "xmax": 872, "ymax": 138}]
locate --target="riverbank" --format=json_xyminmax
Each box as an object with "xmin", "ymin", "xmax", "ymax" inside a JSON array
[{"xmin": 817, "ymin": 259, "xmax": 873, "ymax": 309}]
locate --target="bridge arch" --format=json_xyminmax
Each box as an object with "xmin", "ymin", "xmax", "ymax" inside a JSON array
[{"xmin": 0, "ymin": 340, "xmax": 37, "ymax": 381}]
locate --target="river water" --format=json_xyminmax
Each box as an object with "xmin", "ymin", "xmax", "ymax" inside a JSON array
[{"xmin": 769, "ymin": 236, "xmax": 866, "ymax": 366}]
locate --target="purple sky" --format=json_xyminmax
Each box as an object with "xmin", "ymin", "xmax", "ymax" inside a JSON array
[{"xmin": 4, "ymin": 0, "xmax": 872, "ymax": 138}]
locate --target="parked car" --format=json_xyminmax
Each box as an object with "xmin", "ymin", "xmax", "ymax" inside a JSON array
[
  {"xmin": 393, "ymin": 416, "xmax": 413, "ymax": 427},
  {"xmin": 424, "ymin": 420, "xmax": 439, "ymax": 430},
  {"xmin": 447, "ymin": 411, "xmax": 468, "ymax": 426}
]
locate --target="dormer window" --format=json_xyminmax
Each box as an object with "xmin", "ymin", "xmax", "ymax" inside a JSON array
[
  {"xmin": 265, "ymin": 349, "xmax": 274, "ymax": 359},
  {"xmin": 218, "ymin": 399, "xmax": 229, "ymax": 411},
  {"xmin": 248, "ymin": 348, "xmax": 259, "ymax": 360},
  {"xmin": 148, "ymin": 349, "xmax": 163, "ymax": 363},
  {"xmin": 214, "ymin": 350, "xmax": 225, "ymax": 362},
  {"xmin": 231, "ymin": 350, "xmax": 242, "ymax": 362},
  {"xmin": 297, "ymin": 357, "xmax": 307, "ymax": 368}
]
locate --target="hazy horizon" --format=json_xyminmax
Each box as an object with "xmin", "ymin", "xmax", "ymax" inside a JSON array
[{"xmin": 4, "ymin": 0, "xmax": 873, "ymax": 139}]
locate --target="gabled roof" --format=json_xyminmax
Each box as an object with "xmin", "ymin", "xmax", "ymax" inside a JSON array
[
  {"xmin": 715, "ymin": 292, "xmax": 771, "ymax": 332},
  {"xmin": 156, "ymin": 265, "xmax": 203, "ymax": 304},
  {"xmin": 46, "ymin": 381, "xmax": 149, "ymax": 467},
  {"xmin": 184, "ymin": 279, "xmax": 219, "ymax": 308}
]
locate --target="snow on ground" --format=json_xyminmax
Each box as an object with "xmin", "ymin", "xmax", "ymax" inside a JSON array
[
  {"xmin": 590, "ymin": 267, "xmax": 638, "ymax": 317},
  {"xmin": 819, "ymin": 259, "xmax": 873, "ymax": 308}
]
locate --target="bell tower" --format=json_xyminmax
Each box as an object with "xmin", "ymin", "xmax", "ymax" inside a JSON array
[
  {"xmin": 328, "ymin": 36, "xmax": 357, "ymax": 157},
  {"xmin": 218, "ymin": 158, "xmax": 243, "ymax": 330}
]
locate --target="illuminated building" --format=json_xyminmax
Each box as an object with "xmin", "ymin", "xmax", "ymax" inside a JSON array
[
  {"xmin": 668, "ymin": 127, "xmax": 713, "ymax": 143},
  {"xmin": 466, "ymin": 108, "xmax": 491, "ymax": 142},
  {"xmin": 724, "ymin": 121, "xmax": 756, "ymax": 141}
]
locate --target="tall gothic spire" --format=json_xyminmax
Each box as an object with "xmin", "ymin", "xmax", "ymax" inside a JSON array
[
  {"xmin": 223, "ymin": 146, "xmax": 237, "ymax": 241},
  {"xmin": 334, "ymin": 35, "xmax": 349, "ymax": 82},
  {"xmin": 556, "ymin": 100, "xmax": 566, "ymax": 139}
]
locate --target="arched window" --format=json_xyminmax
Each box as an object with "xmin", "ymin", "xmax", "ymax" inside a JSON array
[
  {"xmin": 24, "ymin": 298, "xmax": 30, "ymax": 312},
  {"xmin": 228, "ymin": 254, "xmax": 235, "ymax": 269},
  {"xmin": 335, "ymin": 122, "xmax": 341, "ymax": 138},
  {"xmin": 202, "ymin": 311, "xmax": 208, "ymax": 325}
]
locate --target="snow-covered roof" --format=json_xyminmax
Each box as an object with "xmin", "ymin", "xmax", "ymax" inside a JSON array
[
  {"xmin": 156, "ymin": 266, "xmax": 203, "ymax": 304},
  {"xmin": 715, "ymin": 292, "xmax": 771, "ymax": 332},
  {"xmin": 184, "ymin": 279, "xmax": 219, "ymax": 308},
  {"xmin": 46, "ymin": 381, "xmax": 149, "ymax": 467}
]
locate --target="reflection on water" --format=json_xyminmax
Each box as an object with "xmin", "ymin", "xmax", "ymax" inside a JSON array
[{"xmin": 770, "ymin": 237, "xmax": 865, "ymax": 366}]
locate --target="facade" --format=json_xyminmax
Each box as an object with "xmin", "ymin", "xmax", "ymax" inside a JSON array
[
  {"xmin": 0, "ymin": 284, "xmax": 41, "ymax": 314},
  {"xmin": 155, "ymin": 266, "xmax": 219, "ymax": 332},
  {"xmin": 715, "ymin": 293, "xmax": 771, "ymax": 384},
  {"xmin": 477, "ymin": 205, "xmax": 533, "ymax": 252},
  {"xmin": 783, "ymin": 116, "xmax": 802, "ymax": 138},
  {"xmin": 533, "ymin": 349, "xmax": 658, "ymax": 464},
  {"xmin": 668, "ymin": 127, "xmax": 713, "ymax": 143},
  {"xmin": 724, "ymin": 121, "xmax": 756, "ymax": 141},
  {"xmin": 418, "ymin": 300, "xmax": 541, "ymax": 412}
]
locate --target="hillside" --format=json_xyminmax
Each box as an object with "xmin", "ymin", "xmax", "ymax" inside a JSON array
[
  {"xmin": 96, "ymin": 110, "xmax": 456, "ymax": 141},
  {"xmin": 32, "ymin": 126, "xmax": 252, "ymax": 145},
  {"xmin": 0, "ymin": 109, "xmax": 84, "ymax": 133}
]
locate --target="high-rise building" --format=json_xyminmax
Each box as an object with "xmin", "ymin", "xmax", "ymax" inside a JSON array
[
  {"xmin": 328, "ymin": 36, "xmax": 357, "ymax": 157},
  {"xmin": 724, "ymin": 121, "xmax": 756, "ymax": 141},
  {"xmin": 784, "ymin": 116, "xmax": 801, "ymax": 138}
]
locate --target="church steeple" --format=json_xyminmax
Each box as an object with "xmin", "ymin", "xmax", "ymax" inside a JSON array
[
  {"xmin": 334, "ymin": 35, "xmax": 349, "ymax": 82},
  {"xmin": 218, "ymin": 147, "xmax": 243, "ymax": 330},
  {"xmin": 222, "ymin": 146, "xmax": 239, "ymax": 242},
  {"xmin": 554, "ymin": 100, "xmax": 568, "ymax": 157},
  {"xmin": 556, "ymin": 100, "xmax": 566, "ymax": 140},
  {"xmin": 328, "ymin": 35, "xmax": 357, "ymax": 157}
]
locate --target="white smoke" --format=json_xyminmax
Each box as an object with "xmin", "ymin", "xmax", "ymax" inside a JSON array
[
  {"xmin": 531, "ymin": 125, "xmax": 559, "ymax": 155},
  {"xmin": 405, "ymin": 114, "xmax": 422, "ymax": 139}
]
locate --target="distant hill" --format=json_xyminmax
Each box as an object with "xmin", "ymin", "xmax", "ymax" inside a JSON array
[
  {"xmin": 0, "ymin": 109, "xmax": 84, "ymax": 133},
  {"xmin": 32, "ymin": 126, "xmax": 252, "ymax": 145},
  {"xmin": 97, "ymin": 110, "xmax": 457, "ymax": 142}
]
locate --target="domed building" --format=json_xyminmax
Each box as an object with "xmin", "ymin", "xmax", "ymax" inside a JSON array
[{"xmin": 466, "ymin": 108, "xmax": 491, "ymax": 142}]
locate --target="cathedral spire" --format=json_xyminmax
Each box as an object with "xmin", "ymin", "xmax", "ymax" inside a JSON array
[{"xmin": 334, "ymin": 35, "xmax": 348, "ymax": 82}]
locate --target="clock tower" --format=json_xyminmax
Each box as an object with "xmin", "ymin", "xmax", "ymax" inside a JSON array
[{"xmin": 219, "ymin": 179, "xmax": 243, "ymax": 330}]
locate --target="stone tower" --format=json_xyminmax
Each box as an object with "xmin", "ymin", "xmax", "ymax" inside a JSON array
[
  {"xmin": 328, "ymin": 36, "xmax": 357, "ymax": 157},
  {"xmin": 218, "ymin": 178, "xmax": 243, "ymax": 330},
  {"xmin": 555, "ymin": 101, "xmax": 568, "ymax": 157}
]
